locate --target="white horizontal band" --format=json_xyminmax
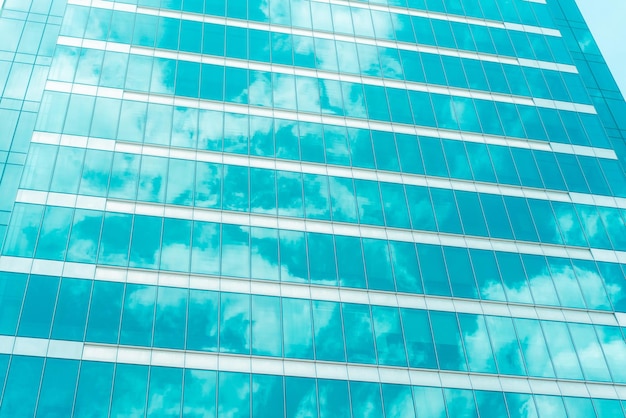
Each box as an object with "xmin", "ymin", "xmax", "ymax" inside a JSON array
[
  {"xmin": 57, "ymin": 36, "xmax": 593, "ymax": 114},
  {"xmin": 14, "ymin": 188, "xmax": 626, "ymax": 264},
  {"xmin": 65, "ymin": 0, "xmax": 576, "ymax": 74},
  {"xmin": 313, "ymin": 0, "xmax": 562, "ymax": 38},
  {"xmin": 42, "ymin": 80, "xmax": 617, "ymax": 161},
  {"xmin": 31, "ymin": 131, "xmax": 626, "ymax": 211},
  {"xmin": 0, "ymin": 255, "xmax": 620, "ymax": 327},
  {"xmin": 0, "ymin": 335, "xmax": 623, "ymax": 399}
]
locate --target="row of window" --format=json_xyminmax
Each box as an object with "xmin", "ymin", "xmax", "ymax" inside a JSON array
[
  {"xmin": 35, "ymin": 94, "xmax": 626, "ymax": 198},
  {"xmin": 2, "ymin": 355, "xmax": 624, "ymax": 418},
  {"xmin": 2, "ymin": 273, "xmax": 626, "ymax": 381},
  {"xmin": 42, "ymin": 47, "xmax": 611, "ymax": 148},
  {"xmin": 5, "ymin": 204, "xmax": 626, "ymax": 311},
  {"xmin": 98, "ymin": 0, "xmax": 565, "ymax": 64},
  {"xmin": 20, "ymin": 144, "xmax": 626, "ymax": 252},
  {"xmin": 61, "ymin": 5, "xmax": 584, "ymax": 104}
]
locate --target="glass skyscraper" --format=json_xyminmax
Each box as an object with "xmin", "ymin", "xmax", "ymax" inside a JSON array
[{"xmin": 0, "ymin": 0, "xmax": 626, "ymax": 415}]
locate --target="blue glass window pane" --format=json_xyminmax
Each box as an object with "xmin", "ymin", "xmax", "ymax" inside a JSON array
[
  {"xmin": 443, "ymin": 140, "xmax": 473, "ymax": 180},
  {"xmin": 335, "ymin": 235, "xmax": 366, "ymax": 289},
  {"xmin": 319, "ymin": 379, "xmax": 351, "ymax": 418},
  {"xmin": 218, "ymin": 372, "xmax": 250, "ymax": 417},
  {"xmin": 431, "ymin": 188, "xmax": 463, "ymax": 234},
  {"xmin": 350, "ymin": 382, "xmax": 383, "ymax": 417},
  {"xmin": 282, "ymin": 298, "xmax": 313, "ymax": 360},
  {"xmin": 444, "ymin": 388, "xmax": 479, "ymax": 418},
  {"xmin": 465, "ymin": 142, "xmax": 497, "ymax": 182},
  {"xmin": 401, "ymin": 308, "xmax": 437, "ymax": 369},
  {"xmin": 110, "ymin": 364, "xmax": 149, "ymax": 418},
  {"xmin": 455, "ymin": 190, "xmax": 488, "ymax": 237},
  {"xmin": 380, "ymin": 183, "xmax": 411, "ymax": 229},
  {"xmin": 219, "ymin": 293, "xmax": 251, "ymax": 354},
  {"xmin": 18, "ymin": 275, "xmax": 59, "ymax": 338},
  {"xmin": 343, "ymin": 303, "xmax": 376, "ymax": 364},
  {"xmin": 51, "ymin": 277, "xmax": 90, "ymax": 341},
  {"xmin": 389, "ymin": 241, "xmax": 423, "ymax": 294},
  {"xmin": 506, "ymin": 393, "xmax": 539, "ymax": 418},
  {"xmin": 511, "ymin": 148, "xmax": 544, "ymax": 188},
  {"xmin": 0, "ymin": 272, "xmax": 27, "ymax": 335},
  {"xmin": 354, "ymin": 180, "xmax": 384, "ymax": 226},
  {"xmin": 120, "ymin": 283, "xmax": 156, "ymax": 347},
  {"xmin": 444, "ymin": 247, "xmax": 479, "ymax": 299},
  {"xmin": 98, "ymin": 213, "xmax": 132, "ymax": 267},
  {"xmin": 154, "ymin": 286, "xmax": 187, "ymax": 350},
  {"xmin": 430, "ymin": 311, "xmax": 467, "ymax": 371},
  {"xmin": 186, "ymin": 289, "xmax": 218, "ymax": 352},
  {"xmin": 541, "ymin": 321, "xmax": 584, "ymax": 380},
  {"xmin": 372, "ymin": 305, "xmax": 407, "ymax": 366},
  {"xmin": 347, "ymin": 128, "xmax": 375, "ymax": 169},
  {"xmin": 329, "ymin": 177, "xmax": 358, "ymax": 223},
  {"xmin": 129, "ymin": 215, "xmax": 162, "ymax": 270},
  {"xmin": 413, "ymin": 386, "xmax": 447, "ymax": 418},
  {"xmin": 382, "ymin": 384, "xmax": 416, "ymax": 418},
  {"xmin": 480, "ymin": 193, "xmax": 514, "ymax": 239},
  {"xmin": 533, "ymin": 395, "xmax": 568, "ymax": 418},
  {"xmin": 86, "ymin": 281, "xmax": 123, "ymax": 344},
  {"xmin": 312, "ymin": 300, "xmax": 346, "ymax": 362},
  {"xmin": 396, "ymin": 133, "xmax": 425, "ymax": 175},
  {"xmin": 161, "ymin": 218, "xmax": 192, "ymax": 272},
  {"xmin": 486, "ymin": 315, "xmax": 527, "ymax": 375},
  {"xmin": 279, "ymin": 230, "xmax": 308, "ymax": 283},
  {"xmin": 252, "ymin": 374, "xmax": 284, "ymax": 418},
  {"xmin": 471, "ymin": 249, "xmax": 506, "ymax": 302},
  {"xmin": 528, "ymin": 199, "xmax": 564, "ymax": 245},
  {"xmin": 303, "ymin": 174, "xmax": 330, "ymax": 221},
  {"xmin": 147, "ymin": 366, "xmax": 183, "ymax": 418},
  {"xmin": 250, "ymin": 227, "xmax": 279, "ymax": 281},
  {"xmin": 4, "ymin": 204, "xmax": 44, "ymax": 258},
  {"xmin": 406, "ymin": 186, "xmax": 437, "ymax": 232},
  {"xmin": 190, "ymin": 222, "xmax": 220, "ymax": 276},
  {"xmin": 36, "ymin": 358, "xmax": 79, "ymax": 418},
  {"xmin": 418, "ymin": 244, "xmax": 451, "ymax": 297},
  {"xmin": 503, "ymin": 196, "xmax": 539, "ymax": 242},
  {"xmin": 419, "ymin": 137, "xmax": 448, "ymax": 177},
  {"xmin": 221, "ymin": 225, "xmax": 250, "ymax": 279},
  {"xmin": 251, "ymin": 295, "xmax": 282, "ymax": 357},
  {"xmin": 74, "ymin": 361, "xmax": 114, "ymax": 418},
  {"xmin": 363, "ymin": 238, "xmax": 395, "ymax": 291},
  {"xmin": 372, "ymin": 131, "xmax": 399, "ymax": 171},
  {"xmin": 0, "ymin": 356, "xmax": 44, "ymax": 418},
  {"xmin": 183, "ymin": 369, "xmax": 217, "ymax": 418},
  {"xmin": 307, "ymin": 232, "xmax": 337, "ymax": 286},
  {"xmin": 474, "ymin": 391, "xmax": 508, "ymax": 418},
  {"xmin": 459, "ymin": 314, "xmax": 497, "ymax": 373},
  {"xmin": 286, "ymin": 377, "xmax": 318, "ymax": 418},
  {"xmin": 277, "ymin": 171, "xmax": 303, "ymax": 218}
]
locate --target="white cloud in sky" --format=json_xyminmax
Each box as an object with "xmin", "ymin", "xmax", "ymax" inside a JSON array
[{"xmin": 576, "ymin": 0, "xmax": 626, "ymax": 96}]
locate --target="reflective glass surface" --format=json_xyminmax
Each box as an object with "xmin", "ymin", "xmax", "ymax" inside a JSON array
[{"xmin": 1, "ymin": 0, "xmax": 626, "ymax": 416}]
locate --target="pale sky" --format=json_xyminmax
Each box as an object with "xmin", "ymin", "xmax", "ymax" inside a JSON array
[{"xmin": 576, "ymin": 0, "xmax": 626, "ymax": 96}]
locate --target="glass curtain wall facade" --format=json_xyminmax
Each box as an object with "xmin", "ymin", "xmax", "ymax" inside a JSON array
[{"xmin": 0, "ymin": 0, "xmax": 626, "ymax": 416}]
